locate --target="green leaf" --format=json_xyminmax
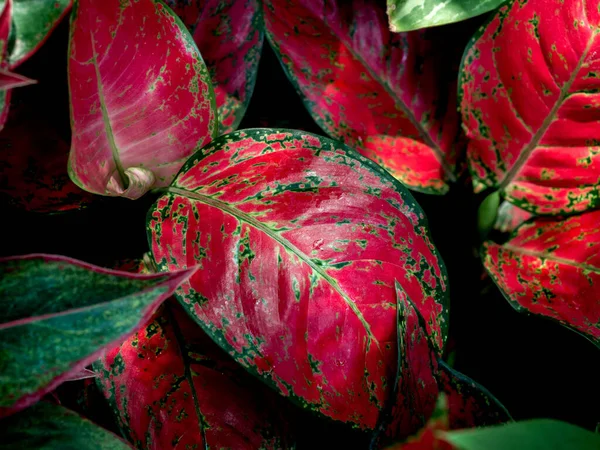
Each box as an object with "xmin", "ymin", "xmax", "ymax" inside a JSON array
[
  {"xmin": 0, "ymin": 402, "xmax": 131, "ymax": 449},
  {"xmin": 386, "ymin": 0, "xmax": 506, "ymax": 32},
  {"xmin": 0, "ymin": 254, "xmax": 196, "ymax": 418},
  {"xmin": 443, "ymin": 419, "xmax": 600, "ymax": 450}
]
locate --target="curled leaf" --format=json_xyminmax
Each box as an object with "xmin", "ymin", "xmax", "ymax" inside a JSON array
[
  {"xmin": 0, "ymin": 254, "xmax": 196, "ymax": 417},
  {"xmin": 147, "ymin": 129, "xmax": 449, "ymax": 429},
  {"xmin": 68, "ymin": 0, "xmax": 217, "ymax": 199},
  {"xmin": 484, "ymin": 210, "xmax": 600, "ymax": 348}
]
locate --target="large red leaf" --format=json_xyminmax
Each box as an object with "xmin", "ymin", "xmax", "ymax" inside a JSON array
[
  {"xmin": 263, "ymin": 0, "xmax": 467, "ymax": 194},
  {"xmin": 95, "ymin": 302, "xmax": 292, "ymax": 449},
  {"xmin": 460, "ymin": 0, "xmax": 600, "ymax": 215},
  {"xmin": 0, "ymin": 254, "xmax": 196, "ymax": 417},
  {"xmin": 193, "ymin": 0, "xmax": 263, "ymax": 135},
  {"xmin": 374, "ymin": 283, "xmax": 511, "ymax": 444},
  {"xmin": 483, "ymin": 210, "xmax": 600, "ymax": 348},
  {"xmin": 68, "ymin": 0, "xmax": 217, "ymax": 200},
  {"xmin": 147, "ymin": 129, "xmax": 449, "ymax": 429}
]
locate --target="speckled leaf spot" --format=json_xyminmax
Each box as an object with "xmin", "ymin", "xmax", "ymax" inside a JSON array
[
  {"xmin": 374, "ymin": 283, "xmax": 510, "ymax": 445},
  {"xmin": 263, "ymin": 0, "xmax": 467, "ymax": 195},
  {"xmin": 3, "ymin": 0, "xmax": 72, "ymax": 68},
  {"xmin": 193, "ymin": 0, "xmax": 263, "ymax": 135},
  {"xmin": 484, "ymin": 210, "xmax": 600, "ymax": 348},
  {"xmin": 95, "ymin": 303, "xmax": 292, "ymax": 449},
  {"xmin": 386, "ymin": 0, "xmax": 506, "ymax": 32},
  {"xmin": 67, "ymin": 0, "xmax": 218, "ymax": 199},
  {"xmin": 0, "ymin": 402, "xmax": 131, "ymax": 449},
  {"xmin": 0, "ymin": 254, "xmax": 196, "ymax": 418},
  {"xmin": 461, "ymin": 0, "xmax": 600, "ymax": 215},
  {"xmin": 147, "ymin": 129, "xmax": 450, "ymax": 429},
  {"xmin": 494, "ymin": 201, "xmax": 533, "ymax": 234}
]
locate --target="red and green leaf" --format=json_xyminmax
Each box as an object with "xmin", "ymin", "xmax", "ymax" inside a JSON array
[
  {"xmin": 483, "ymin": 210, "xmax": 600, "ymax": 348},
  {"xmin": 147, "ymin": 129, "xmax": 449, "ymax": 429},
  {"xmin": 0, "ymin": 254, "xmax": 196, "ymax": 417},
  {"xmin": 461, "ymin": 0, "xmax": 600, "ymax": 215},
  {"xmin": 494, "ymin": 201, "xmax": 533, "ymax": 234},
  {"xmin": 374, "ymin": 283, "xmax": 510, "ymax": 444},
  {"xmin": 263, "ymin": 0, "xmax": 467, "ymax": 194},
  {"xmin": 1, "ymin": 402, "xmax": 132, "ymax": 449},
  {"xmin": 95, "ymin": 302, "xmax": 292, "ymax": 449},
  {"xmin": 0, "ymin": 0, "xmax": 12, "ymax": 129},
  {"xmin": 192, "ymin": 0, "xmax": 263, "ymax": 135},
  {"xmin": 67, "ymin": 0, "xmax": 217, "ymax": 199},
  {"xmin": 5, "ymin": 0, "xmax": 72, "ymax": 68}
]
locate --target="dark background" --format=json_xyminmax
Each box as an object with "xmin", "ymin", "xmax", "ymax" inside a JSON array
[{"xmin": 1, "ymin": 15, "xmax": 598, "ymax": 448}]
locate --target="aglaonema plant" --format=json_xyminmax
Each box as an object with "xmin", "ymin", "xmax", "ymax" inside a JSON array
[{"xmin": 0, "ymin": 0, "xmax": 598, "ymax": 448}]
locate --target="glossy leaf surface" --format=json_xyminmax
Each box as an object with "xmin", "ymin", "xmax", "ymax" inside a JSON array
[
  {"xmin": 494, "ymin": 201, "xmax": 533, "ymax": 234},
  {"xmin": 461, "ymin": 0, "xmax": 600, "ymax": 214},
  {"xmin": 147, "ymin": 129, "xmax": 449, "ymax": 429},
  {"xmin": 96, "ymin": 303, "xmax": 291, "ymax": 449},
  {"xmin": 68, "ymin": 0, "xmax": 217, "ymax": 199},
  {"xmin": 0, "ymin": 402, "xmax": 131, "ymax": 450},
  {"xmin": 191, "ymin": 0, "xmax": 263, "ymax": 134},
  {"xmin": 264, "ymin": 0, "xmax": 465, "ymax": 194},
  {"xmin": 484, "ymin": 210, "xmax": 600, "ymax": 348},
  {"xmin": 0, "ymin": 254, "xmax": 195, "ymax": 417},
  {"xmin": 376, "ymin": 283, "xmax": 510, "ymax": 443},
  {"xmin": 442, "ymin": 419, "xmax": 600, "ymax": 450},
  {"xmin": 386, "ymin": 0, "xmax": 505, "ymax": 32},
  {"xmin": 6, "ymin": 0, "xmax": 72, "ymax": 68}
]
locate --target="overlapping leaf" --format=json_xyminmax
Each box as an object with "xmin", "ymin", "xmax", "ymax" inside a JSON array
[
  {"xmin": 68, "ymin": 0, "xmax": 217, "ymax": 199},
  {"xmin": 147, "ymin": 129, "xmax": 449, "ymax": 429},
  {"xmin": 461, "ymin": 0, "xmax": 600, "ymax": 215},
  {"xmin": 4, "ymin": 0, "xmax": 72, "ymax": 68},
  {"xmin": 263, "ymin": 0, "xmax": 467, "ymax": 194},
  {"xmin": 0, "ymin": 402, "xmax": 131, "ymax": 450},
  {"xmin": 494, "ymin": 201, "xmax": 533, "ymax": 234},
  {"xmin": 190, "ymin": 0, "xmax": 263, "ymax": 134},
  {"xmin": 95, "ymin": 302, "xmax": 291, "ymax": 449},
  {"xmin": 483, "ymin": 210, "xmax": 600, "ymax": 348},
  {"xmin": 0, "ymin": 254, "xmax": 195, "ymax": 417},
  {"xmin": 386, "ymin": 0, "xmax": 505, "ymax": 32},
  {"xmin": 374, "ymin": 283, "xmax": 510, "ymax": 444}
]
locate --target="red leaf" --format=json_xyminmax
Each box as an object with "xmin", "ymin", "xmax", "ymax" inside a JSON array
[
  {"xmin": 95, "ymin": 302, "xmax": 292, "ymax": 449},
  {"xmin": 374, "ymin": 283, "xmax": 510, "ymax": 444},
  {"xmin": 68, "ymin": 0, "xmax": 217, "ymax": 199},
  {"xmin": 263, "ymin": 0, "xmax": 468, "ymax": 194},
  {"xmin": 484, "ymin": 210, "xmax": 600, "ymax": 348},
  {"xmin": 0, "ymin": 0, "xmax": 12, "ymax": 129},
  {"xmin": 0, "ymin": 69, "xmax": 36, "ymax": 90},
  {"xmin": 192, "ymin": 0, "xmax": 263, "ymax": 134},
  {"xmin": 461, "ymin": 0, "xmax": 600, "ymax": 215},
  {"xmin": 147, "ymin": 129, "xmax": 450, "ymax": 429}
]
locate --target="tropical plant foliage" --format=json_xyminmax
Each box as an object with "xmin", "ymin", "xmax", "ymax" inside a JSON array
[{"xmin": 0, "ymin": 0, "xmax": 598, "ymax": 448}]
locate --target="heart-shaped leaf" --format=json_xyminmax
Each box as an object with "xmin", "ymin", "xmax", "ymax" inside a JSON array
[
  {"xmin": 0, "ymin": 254, "xmax": 196, "ymax": 417},
  {"xmin": 0, "ymin": 402, "xmax": 132, "ymax": 449},
  {"xmin": 192, "ymin": 0, "xmax": 263, "ymax": 134},
  {"xmin": 95, "ymin": 302, "xmax": 292, "ymax": 449},
  {"xmin": 147, "ymin": 129, "xmax": 449, "ymax": 429},
  {"xmin": 483, "ymin": 210, "xmax": 600, "ymax": 348},
  {"xmin": 460, "ymin": 0, "xmax": 600, "ymax": 215},
  {"xmin": 442, "ymin": 419, "xmax": 600, "ymax": 450},
  {"xmin": 263, "ymin": 0, "xmax": 467, "ymax": 194},
  {"xmin": 4, "ymin": 0, "xmax": 72, "ymax": 68},
  {"xmin": 68, "ymin": 0, "xmax": 217, "ymax": 200},
  {"xmin": 374, "ymin": 283, "xmax": 510, "ymax": 444},
  {"xmin": 386, "ymin": 0, "xmax": 506, "ymax": 32}
]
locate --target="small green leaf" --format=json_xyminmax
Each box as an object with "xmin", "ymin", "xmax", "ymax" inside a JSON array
[
  {"xmin": 0, "ymin": 254, "xmax": 196, "ymax": 418},
  {"xmin": 386, "ymin": 0, "xmax": 506, "ymax": 32},
  {"xmin": 0, "ymin": 402, "xmax": 131, "ymax": 449},
  {"xmin": 443, "ymin": 419, "xmax": 600, "ymax": 450}
]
